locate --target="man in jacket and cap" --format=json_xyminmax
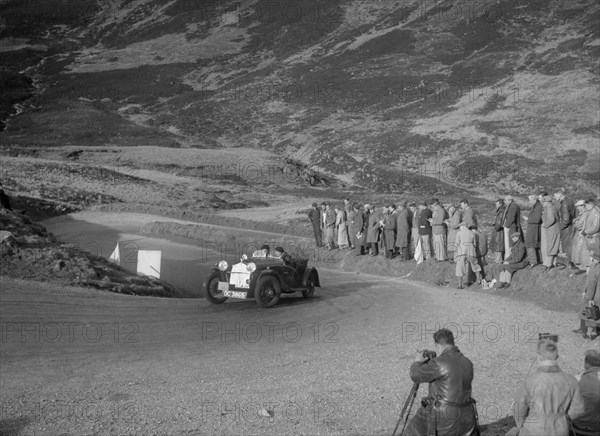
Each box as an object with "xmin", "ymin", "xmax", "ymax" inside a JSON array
[
  {"xmin": 307, "ymin": 202, "xmax": 322, "ymax": 248},
  {"xmin": 366, "ymin": 204, "xmax": 380, "ymax": 256},
  {"xmin": 541, "ymin": 194, "xmax": 561, "ymax": 272},
  {"xmin": 507, "ymin": 338, "xmax": 584, "ymax": 436},
  {"xmin": 455, "ymin": 222, "xmax": 482, "ymax": 289},
  {"xmin": 348, "ymin": 203, "xmax": 367, "ymax": 255},
  {"xmin": 395, "ymin": 201, "xmax": 411, "ymax": 261},
  {"xmin": 525, "ymin": 194, "xmax": 543, "ymax": 267},
  {"xmin": 403, "ymin": 328, "xmax": 479, "ymax": 436}
]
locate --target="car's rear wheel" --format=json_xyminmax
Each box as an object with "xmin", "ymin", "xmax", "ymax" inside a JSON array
[
  {"xmin": 205, "ymin": 274, "xmax": 228, "ymax": 304},
  {"xmin": 302, "ymin": 273, "xmax": 316, "ymax": 298},
  {"xmin": 255, "ymin": 276, "xmax": 281, "ymax": 308}
]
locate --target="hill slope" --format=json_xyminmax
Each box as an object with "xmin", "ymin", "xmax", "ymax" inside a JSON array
[{"xmin": 1, "ymin": 0, "xmax": 598, "ymax": 196}]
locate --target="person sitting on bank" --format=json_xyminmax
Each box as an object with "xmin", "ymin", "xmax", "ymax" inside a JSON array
[
  {"xmin": 495, "ymin": 232, "xmax": 529, "ymax": 289},
  {"xmin": 251, "ymin": 244, "xmax": 270, "ymax": 258}
]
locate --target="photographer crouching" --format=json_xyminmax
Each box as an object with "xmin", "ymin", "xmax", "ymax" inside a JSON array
[{"xmin": 402, "ymin": 328, "xmax": 479, "ymax": 436}]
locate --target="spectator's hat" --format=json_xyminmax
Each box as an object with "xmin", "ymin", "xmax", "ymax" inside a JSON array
[
  {"xmin": 542, "ymin": 194, "xmax": 552, "ymax": 202},
  {"xmin": 504, "ymin": 194, "xmax": 513, "ymax": 201},
  {"xmin": 364, "ymin": 203, "xmax": 371, "ymax": 209},
  {"xmin": 274, "ymin": 246, "xmax": 284, "ymax": 254},
  {"xmin": 575, "ymin": 199, "xmax": 585, "ymax": 207},
  {"xmin": 312, "ymin": 202, "xmax": 318, "ymax": 207}
]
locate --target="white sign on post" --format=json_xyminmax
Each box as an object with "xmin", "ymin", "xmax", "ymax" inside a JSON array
[{"xmin": 137, "ymin": 250, "xmax": 161, "ymax": 279}]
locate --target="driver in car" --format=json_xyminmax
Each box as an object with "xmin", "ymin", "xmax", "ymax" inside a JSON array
[
  {"xmin": 273, "ymin": 246, "xmax": 295, "ymax": 267},
  {"xmin": 251, "ymin": 244, "xmax": 271, "ymax": 258}
]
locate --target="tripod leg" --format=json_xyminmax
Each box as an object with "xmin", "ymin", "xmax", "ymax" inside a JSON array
[
  {"xmin": 399, "ymin": 386, "xmax": 419, "ymax": 436},
  {"xmin": 392, "ymin": 383, "xmax": 419, "ymax": 436}
]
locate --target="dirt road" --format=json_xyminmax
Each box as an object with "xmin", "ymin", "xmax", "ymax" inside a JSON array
[{"xmin": 0, "ymin": 214, "xmax": 593, "ymax": 435}]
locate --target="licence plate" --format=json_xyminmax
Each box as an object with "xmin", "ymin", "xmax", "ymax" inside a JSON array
[
  {"xmin": 223, "ymin": 290, "xmax": 247, "ymax": 299},
  {"xmin": 218, "ymin": 281, "xmax": 230, "ymax": 292}
]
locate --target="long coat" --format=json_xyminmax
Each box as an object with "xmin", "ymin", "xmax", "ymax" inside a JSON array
[
  {"xmin": 513, "ymin": 363, "xmax": 584, "ymax": 436},
  {"xmin": 336, "ymin": 210, "xmax": 349, "ymax": 246},
  {"xmin": 491, "ymin": 204, "xmax": 505, "ymax": 252},
  {"xmin": 395, "ymin": 208, "xmax": 411, "ymax": 249},
  {"xmin": 308, "ymin": 207, "xmax": 321, "ymax": 231},
  {"xmin": 348, "ymin": 209, "xmax": 366, "ymax": 247},
  {"xmin": 447, "ymin": 209, "xmax": 462, "ymax": 253},
  {"xmin": 462, "ymin": 206, "xmax": 477, "ymax": 229},
  {"xmin": 503, "ymin": 201, "xmax": 521, "ymax": 234},
  {"xmin": 366, "ymin": 211, "xmax": 380, "ymax": 244},
  {"xmin": 382, "ymin": 211, "xmax": 396, "ymax": 249},
  {"xmin": 525, "ymin": 200, "xmax": 543, "ymax": 248},
  {"xmin": 431, "ymin": 205, "xmax": 447, "ymax": 235},
  {"xmin": 571, "ymin": 210, "xmax": 589, "ymax": 266},
  {"xmin": 542, "ymin": 202, "xmax": 560, "ymax": 255}
]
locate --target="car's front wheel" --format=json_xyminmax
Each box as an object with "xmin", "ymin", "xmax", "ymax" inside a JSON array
[
  {"xmin": 302, "ymin": 273, "xmax": 316, "ymax": 298},
  {"xmin": 255, "ymin": 276, "xmax": 281, "ymax": 308},
  {"xmin": 205, "ymin": 273, "xmax": 228, "ymax": 304}
]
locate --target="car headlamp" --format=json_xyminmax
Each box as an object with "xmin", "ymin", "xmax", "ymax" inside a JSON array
[
  {"xmin": 246, "ymin": 262, "xmax": 256, "ymax": 272},
  {"xmin": 218, "ymin": 260, "xmax": 229, "ymax": 271}
]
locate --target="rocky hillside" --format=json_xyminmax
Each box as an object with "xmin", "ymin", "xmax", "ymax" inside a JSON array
[{"xmin": 1, "ymin": 0, "xmax": 598, "ymax": 197}]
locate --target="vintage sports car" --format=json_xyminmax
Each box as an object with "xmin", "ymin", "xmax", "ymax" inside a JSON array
[{"xmin": 204, "ymin": 254, "xmax": 321, "ymax": 308}]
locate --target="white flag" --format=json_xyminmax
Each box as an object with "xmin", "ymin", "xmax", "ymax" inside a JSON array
[{"xmin": 109, "ymin": 243, "xmax": 120, "ymax": 264}]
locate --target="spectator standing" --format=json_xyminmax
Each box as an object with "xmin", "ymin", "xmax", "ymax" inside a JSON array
[
  {"xmin": 445, "ymin": 203, "xmax": 462, "ymax": 263},
  {"xmin": 430, "ymin": 200, "xmax": 447, "ymax": 261},
  {"xmin": 382, "ymin": 204, "xmax": 397, "ymax": 259},
  {"xmin": 582, "ymin": 199, "xmax": 600, "ymax": 263},
  {"xmin": 395, "ymin": 201, "xmax": 411, "ymax": 261},
  {"xmin": 502, "ymin": 195, "xmax": 521, "ymax": 260},
  {"xmin": 335, "ymin": 206, "xmax": 349, "ymax": 249},
  {"xmin": 320, "ymin": 202, "xmax": 327, "ymax": 245},
  {"xmin": 525, "ymin": 194, "xmax": 543, "ymax": 268},
  {"xmin": 409, "ymin": 202, "xmax": 420, "ymax": 258},
  {"xmin": 554, "ymin": 188, "xmax": 576, "ymax": 269},
  {"xmin": 507, "ymin": 339, "xmax": 584, "ymax": 436},
  {"xmin": 418, "ymin": 202, "xmax": 433, "ymax": 261},
  {"xmin": 571, "ymin": 200, "xmax": 590, "ymax": 273},
  {"xmin": 349, "ymin": 203, "xmax": 366, "ymax": 256},
  {"xmin": 541, "ymin": 194, "xmax": 560, "ymax": 272},
  {"xmin": 455, "ymin": 223, "xmax": 482, "ymax": 289},
  {"xmin": 460, "ymin": 199, "xmax": 477, "ymax": 229},
  {"xmin": 324, "ymin": 203, "xmax": 336, "ymax": 250},
  {"xmin": 571, "ymin": 350, "xmax": 600, "ymax": 436},
  {"xmin": 492, "ymin": 199, "xmax": 506, "ymax": 263},
  {"xmin": 307, "ymin": 202, "xmax": 322, "ymax": 248},
  {"xmin": 366, "ymin": 204, "xmax": 380, "ymax": 256}
]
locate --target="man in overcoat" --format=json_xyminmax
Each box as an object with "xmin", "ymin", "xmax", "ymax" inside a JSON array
[
  {"xmin": 348, "ymin": 203, "xmax": 366, "ymax": 255},
  {"xmin": 524, "ymin": 194, "xmax": 543, "ymax": 267},
  {"xmin": 382, "ymin": 204, "xmax": 396, "ymax": 258},
  {"xmin": 492, "ymin": 199, "xmax": 506, "ymax": 263},
  {"xmin": 430, "ymin": 200, "xmax": 447, "ymax": 261},
  {"xmin": 366, "ymin": 204, "xmax": 380, "ymax": 256},
  {"xmin": 395, "ymin": 201, "xmax": 411, "ymax": 261},
  {"xmin": 541, "ymin": 194, "xmax": 560, "ymax": 271}
]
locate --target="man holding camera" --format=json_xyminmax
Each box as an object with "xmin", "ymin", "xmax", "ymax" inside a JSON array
[{"xmin": 403, "ymin": 328, "xmax": 479, "ymax": 436}]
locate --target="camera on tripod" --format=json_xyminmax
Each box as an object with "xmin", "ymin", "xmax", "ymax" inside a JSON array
[
  {"xmin": 538, "ymin": 333, "xmax": 558, "ymax": 342},
  {"xmin": 422, "ymin": 350, "xmax": 437, "ymax": 360}
]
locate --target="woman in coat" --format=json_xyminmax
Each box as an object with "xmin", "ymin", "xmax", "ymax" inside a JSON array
[
  {"xmin": 335, "ymin": 206, "xmax": 349, "ymax": 249},
  {"xmin": 524, "ymin": 195, "xmax": 543, "ymax": 267},
  {"xmin": 495, "ymin": 232, "xmax": 529, "ymax": 288},
  {"xmin": 445, "ymin": 204, "xmax": 462, "ymax": 263},
  {"xmin": 541, "ymin": 195, "xmax": 560, "ymax": 271},
  {"xmin": 491, "ymin": 199, "xmax": 506, "ymax": 263}
]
